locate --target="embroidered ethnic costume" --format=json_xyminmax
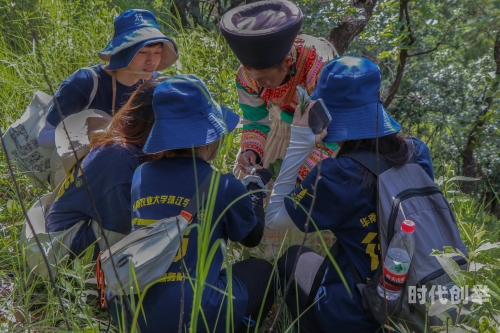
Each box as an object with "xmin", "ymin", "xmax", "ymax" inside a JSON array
[{"xmin": 236, "ymin": 35, "xmax": 339, "ymax": 179}]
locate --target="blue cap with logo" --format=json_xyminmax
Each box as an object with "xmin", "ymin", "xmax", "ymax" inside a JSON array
[
  {"xmin": 311, "ymin": 56, "xmax": 401, "ymax": 143},
  {"xmin": 99, "ymin": 9, "xmax": 178, "ymax": 71},
  {"xmin": 143, "ymin": 75, "xmax": 240, "ymax": 154}
]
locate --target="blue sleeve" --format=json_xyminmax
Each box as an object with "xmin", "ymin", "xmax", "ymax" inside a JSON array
[
  {"xmin": 285, "ymin": 158, "xmax": 375, "ymax": 232},
  {"xmin": 86, "ymin": 145, "xmax": 141, "ymax": 235},
  {"xmin": 221, "ymin": 175, "xmax": 258, "ymax": 242},
  {"xmin": 284, "ymin": 165, "xmax": 335, "ymax": 233},
  {"xmin": 93, "ymin": 183, "xmax": 133, "ymax": 235},
  {"xmin": 46, "ymin": 68, "xmax": 94, "ymax": 126},
  {"xmin": 284, "ymin": 159, "xmax": 373, "ymax": 233},
  {"xmin": 412, "ymin": 138, "xmax": 434, "ymax": 180}
]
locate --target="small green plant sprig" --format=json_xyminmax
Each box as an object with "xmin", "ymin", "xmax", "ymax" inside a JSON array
[{"xmin": 296, "ymin": 86, "xmax": 310, "ymax": 116}]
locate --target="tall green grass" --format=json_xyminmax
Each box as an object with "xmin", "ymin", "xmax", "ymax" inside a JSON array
[
  {"xmin": 1, "ymin": 0, "xmax": 500, "ymax": 332},
  {"xmin": 0, "ymin": 0, "xmax": 276, "ymax": 331}
]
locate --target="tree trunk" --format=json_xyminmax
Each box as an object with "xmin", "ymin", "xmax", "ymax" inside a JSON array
[
  {"xmin": 328, "ymin": 0, "xmax": 379, "ymax": 55},
  {"xmin": 461, "ymin": 144, "xmax": 478, "ymax": 194},
  {"xmin": 460, "ymin": 34, "xmax": 500, "ymax": 194},
  {"xmin": 170, "ymin": 0, "xmax": 190, "ymax": 28},
  {"xmin": 190, "ymin": 0, "xmax": 204, "ymax": 28}
]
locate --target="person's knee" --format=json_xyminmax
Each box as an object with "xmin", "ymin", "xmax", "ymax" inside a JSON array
[
  {"xmin": 247, "ymin": 258, "xmax": 276, "ymax": 291},
  {"xmin": 277, "ymin": 245, "xmax": 313, "ymax": 279},
  {"xmin": 277, "ymin": 245, "xmax": 299, "ymax": 274},
  {"xmin": 251, "ymin": 258, "xmax": 273, "ymax": 275}
]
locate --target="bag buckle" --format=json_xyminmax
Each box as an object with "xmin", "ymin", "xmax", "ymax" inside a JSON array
[{"xmin": 96, "ymin": 251, "xmax": 107, "ymax": 307}]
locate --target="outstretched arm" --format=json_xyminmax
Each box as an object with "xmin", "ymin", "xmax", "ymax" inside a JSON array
[{"xmin": 266, "ymin": 102, "xmax": 326, "ymax": 230}]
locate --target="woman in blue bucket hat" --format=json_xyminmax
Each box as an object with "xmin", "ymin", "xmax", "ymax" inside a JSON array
[
  {"xmin": 44, "ymin": 76, "xmax": 167, "ymax": 262},
  {"xmin": 107, "ymin": 74, "xmax": 276, "ymax": 333},
  {"xmin": 265, "ymin": 56, "xmax": 435, "ymax": 332},
  {"xmin": 37, "ymin": 9, "xmax": 178, "ymax": 152}
]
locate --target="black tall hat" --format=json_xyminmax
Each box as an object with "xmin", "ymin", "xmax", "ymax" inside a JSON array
[{"xmin": 220, "ymin": 0, "xmax": 303, "ymax": 69}]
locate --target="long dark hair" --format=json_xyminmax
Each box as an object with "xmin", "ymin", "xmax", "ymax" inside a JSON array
[
  {"xmin": 90, "ymin": 76, "xmax": 167, "ymax": 150},
  {"xmin": 336, "ymin": 133, "xmax": 409, "ymax": 189}
]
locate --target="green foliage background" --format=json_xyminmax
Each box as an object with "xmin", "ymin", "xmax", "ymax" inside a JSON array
[{"xmin": 0, "ymin": 0, "xmax": 499, "ymax": 332}]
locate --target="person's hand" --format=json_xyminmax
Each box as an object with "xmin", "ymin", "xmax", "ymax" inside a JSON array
[
  {"xmin": 315, "ymin": 128, "xmax": 328, "ymax": 144},
  {"xmin": 253, "ymin": 168, "xmax": 272, "ymax": 185},
  {"xmin": 292, "ymin": 101, "xmax": 328, "ymax": 144},
  {"xmin": 292, "ymin": 100, "xmax": 314, "ymax": 127},
  {"xmin": 244, "ymin": 167, "xmax": 272, "ymax": 194},
  {"xmin": 237, "ymin": 150, "xmax": 258, "ymax": 174}
]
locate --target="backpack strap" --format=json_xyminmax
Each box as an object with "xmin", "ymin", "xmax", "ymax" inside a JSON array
[
  {"xmin": 405, "ymin": 138, "xmax": 418, "ymax": 164},
  {"xmin": 82, "ymin": 67, "xmax": 99, "ymax": 110},
  {"xmin": 340, "ymin": 150, "xmax": 391, "ymax": 176},
  {"xmin": 111, "ymin": 71, "xmax": 117, "ymax": 115},
  {"xmin": 179, "ymin": 170, "xmax": 214, "ymax": 222},
  {"xmin": 340, "ymin": 138, "xmax": 418, "ymax": 175}
]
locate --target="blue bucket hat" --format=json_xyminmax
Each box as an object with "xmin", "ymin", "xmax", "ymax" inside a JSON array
[
  {"xmin": 143, "ymin": 75, "xmax": 240, "ymax": 153},
  {"xmin": 311, "ymin": 56, "xmax": 401, "ymax": 143},
  {"xmin": 99, "ymin": 9, "xmax": 178, "ymax": 71}
]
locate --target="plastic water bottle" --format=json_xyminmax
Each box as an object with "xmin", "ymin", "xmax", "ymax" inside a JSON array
[{"xmin": 377, "ymin": 220, "xmax": 415, "ymax": 300}]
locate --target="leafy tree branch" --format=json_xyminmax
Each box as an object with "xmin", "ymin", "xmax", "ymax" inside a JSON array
[{"xmin": 383, "ymin": 0, "xmax": 415, "ymax": 109}]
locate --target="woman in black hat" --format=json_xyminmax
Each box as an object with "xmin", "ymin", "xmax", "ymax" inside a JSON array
[
  {"xmin": 220, "ymin": 0, "xmax": 338, "ymax": 181},
  {"xmin": 220, "ymin": 0, "xmax": 338, "ymax": 257}
]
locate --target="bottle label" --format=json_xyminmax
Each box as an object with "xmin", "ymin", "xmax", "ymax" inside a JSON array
[{"xmin": 382, "ymin": 267, "xmax": 408, "ymax": 290}]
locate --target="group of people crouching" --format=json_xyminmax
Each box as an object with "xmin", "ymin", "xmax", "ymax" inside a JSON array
[{"xmin": 34, "ymin": 2, "xmax": 435, "ymax": 333}]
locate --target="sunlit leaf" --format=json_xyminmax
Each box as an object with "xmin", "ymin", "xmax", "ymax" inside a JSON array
[
  {"xmin": 448, "ymin": 176, "xmax": 480, "ymax": 182},
  {"xmin": 474, "ymin": 242, "xmax": 500, "ymax": 254},
  {"xmin": 428, "ymin": 301, "xmax": 458, "ymax": 317},
  {"xmin": 433, "ymin": 255, "xmax": 465, "ymax": 287}
]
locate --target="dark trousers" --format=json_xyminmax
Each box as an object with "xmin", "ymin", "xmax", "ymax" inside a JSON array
[
  {"xmin": 232, "ymin": 258, "xmax": 276, "ymax": 332},
  {"xmin": 108, "ymin": 258, "xmax": 275, "ymax": 333},
  {"xmin": 277, "ymin": 245, "xmax": 325, "ymax": 333}
]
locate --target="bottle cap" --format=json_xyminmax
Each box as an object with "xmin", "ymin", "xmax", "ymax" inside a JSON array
[{"xmin": 401, "ymin": 220, "xmax": 415, "ymax": 233}]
